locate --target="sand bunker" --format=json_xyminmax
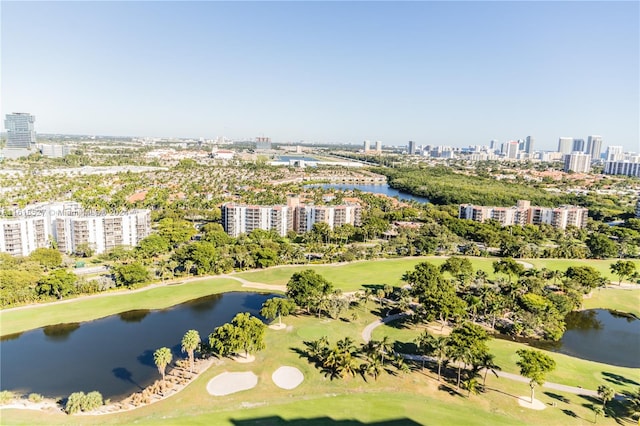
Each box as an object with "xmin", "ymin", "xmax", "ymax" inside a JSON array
[
  {"xmin": 272, "ymin": 366, "xmax": 304, "ymax": 390},
  {"xmin": 207, "ymin": 371, "xmax": 258, "ymax": 396},
  {"xmin": 517, "ymin": 396, "xmax": 546, "ymax": 410},
  {"xmin": 268, "ymin": 323, "xmax": 287, "ymax": 330}
]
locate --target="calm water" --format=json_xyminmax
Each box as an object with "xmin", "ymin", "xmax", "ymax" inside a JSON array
[
  {"xmin": 306, "ymin": 183, "xmax": 430, "ymax": 204},
  {"xmin": 528, "ymin": 309, "xmax": 640, "ymax": 368},
  {"xmin": 0, "ymin": 292, "xmax": 272, "ymax": 400}
]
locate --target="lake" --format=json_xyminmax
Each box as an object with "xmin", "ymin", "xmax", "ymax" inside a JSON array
[
  {"xmin": 306, "ymin": 183, "xmax": 430, "ymax": 204},
  {"xmin": 528, "ymin": 309, "xmax": 640, "ymax": 368},
  {"xmin": 0, "ymin": 292, "xmax": 273, "ymax": 401}
]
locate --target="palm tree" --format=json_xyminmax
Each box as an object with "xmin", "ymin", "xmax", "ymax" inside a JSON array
[
  {"xmin": 360, "ymin": 355, "xmax": 383, "ymax": 381},
  {"xmin": 153, "ymin": 347, "xmax": 173, "ymax": 384},
  {"xmin": 593, "ymin": 406, "xmax": 604, "ymax": 424},
  {"xmin": 597, "ymin": 384, "xmax": 615, "ymax": 410},
  {"xmin": 374, "ymin": 336, "xmax": 394, "ymax": 365},
  {"xmin": 181, "ymin": 329, "xmax": 201, "ymax": 373},
  {"xmin": 464, "ymin": 377, "xmax": 480, "ymax": 397},
  {"xmin": 432, "ymin": 336, "xmax": 450, "ymax": 382},
  {"xmin": 477, "ymin": 352, "xmax": 501, "ymax": 387}
]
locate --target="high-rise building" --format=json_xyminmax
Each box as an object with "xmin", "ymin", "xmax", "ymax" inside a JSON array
[
  {"xmin": 558, "ymin": 137, "xmax": 573, "ymax": 155},
  {"xmin": 408, "ymin": 140, "xmax": 416, "ymax": 155},
  {"xmin": 606, "ymin": 146, "xmax": 624, "ymax": 161},
  {"xmin": 4, "ymin": 113, "xmax": 36, "ymax": 149},
  {"xmin": 489, "ymin": 139, "xmax": 498, "ymax": 151},
  {"xmin": 604, "ymin": 154, "xmax": 640, "ymax": 177},
  {"xmin": 221, "ymin": 202, "xmax": 362, "ymax": 237},
  {"xmin": 572, "ymin": 138, "xmax": 585, "ymax": 153},
  {"xmin": 363, "ymin": 140, "xmax": 371, "ymax": 152},
  {"xmin": 255, "ymin": 137, "xmax": 272, "ymax": 150},
  {"xmin": 375, "ymin": 141, "xmax": 382, "ymax": 152},
  {"xmin": 459, "ymin": 200, "xmax": 588, "ymax": 229},
  {"xmin": 504, "ymin": 141, "xmax": 519, "ymax": 159},
  {"xmin": 564, "ymin": 152, "xmax": 591, "ymax": 173},
  {"xmin": 525, "ymin": 136, "xmax": 534, "ymax": 154},
  {"xmin": 0, "ymin": 202, "xmax": 151, "ymax": 256},
  {"xmin": 586, "ymin": 135, "xmax": 603, "ymax": 160}
]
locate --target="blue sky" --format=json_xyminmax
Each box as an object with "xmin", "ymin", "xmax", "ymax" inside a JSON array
[{"xmin": 2, "ymin": 1, "xmax": 638, "ymax": 151}]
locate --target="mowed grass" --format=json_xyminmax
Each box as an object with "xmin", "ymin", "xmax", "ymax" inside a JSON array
[
  {"xmin": 1, "ymin": 257, "xmax": 638, "ymax": 425},
  {"xmin": 235, "ymin": 257, "xmax": 631, "ymax": 291},
  {"xmin": 0, "ymin": 278, "xmax": 245, "ymax": 336},
  {"xmin": 372, "ymin": 317, "xmax": 640, "ymax": 394},
  {"xmin": 0, "ymin": 310, "xmax": 628, "ymax": 426},
  {"xmin": 528, "ymin": 259, "xmax": 640, "ymax": 283},
  {"xmin": 582, "ymin": 288, "xmax": 640, "ymax": 318}
]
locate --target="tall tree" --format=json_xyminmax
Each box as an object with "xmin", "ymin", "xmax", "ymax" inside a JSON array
[
  {"xmin": 597, "ymin": 384, "xmax": 616, "ymax": 410},
  {"xmin": 286, "ymin": 269, "xmax": 333, "ymax": 313},
  {"xmin": 610, "ymin": 260, "xmax": 637, "ymax": 285},
  {"xmin": 181, "ymin": 329, "xmax": 201, "ymax": 373},
  {"xmin": 516, "ymin": 349, "xmax": 556, "ymax": 403},
  {"xmin": 260, "ymin": 297, "xmax": 297, "ymax": 326},
  {"xmin": 153, "ymin": 347, "xmax": 173, "ymax": 383}
]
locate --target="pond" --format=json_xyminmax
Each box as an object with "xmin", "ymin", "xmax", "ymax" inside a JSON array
[
  {"xmin": 305, "ymin": 183, "xmax": 430, "ymax": 204},
  {"xmin": 527, "ymin": 309, "xmax": 640, "ymax": 368},
  {"xmin": 0, "ymin": 292, "xmax": 273, "ymax": 401}
]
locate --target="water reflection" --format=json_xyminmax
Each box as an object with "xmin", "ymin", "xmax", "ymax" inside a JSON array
[
  {"xmin": 0, "ymin": 292, "xmax": 272, "ymax": 400},
  {"xmin": 42, "ymin": 323, "xmax": 80, "ymax": 341},
  {"xmin": 119, "ymin": 310, "xmax": 150, "ymax": 323},
  {"xmin": 564, "ymin": 310, "xmax": 602, "ymax": 331},
  {"xmin": 499, "ymin": 309, "xmax": 639, "ymax": 368}
]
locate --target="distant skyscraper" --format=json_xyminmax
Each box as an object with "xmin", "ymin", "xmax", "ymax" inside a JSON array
[
  {"xmin": 505, "ymin": 141, "xmax": 519, "ymax": 159},
  {"xmin": 4, "ymin": 113, "xmax": 36, "ymax": 149},
  {"xmin": 255, "ymin": 137, "xmax": 272, "ymax": 150},
  {"xmin": 572, "ymin": 138, "xmax": 585, "ymax": 153},
  {"xmin": 490, "ymin": 139, "xmax": 498, "ymax": 151},
  {"xmin": 408, "ymin": 140, "xmax": 416, "ymax": 155},
  {"xmin": 375, "ymin": 140, "xmax": 382, "ymax": 152},
  {"xmin": 363, "ymin": 140, "xmax": 371, "ymax": 152},
  {"xmin": 606, "ymin": 146, "xmax": 624, "ymax": 161},
  {"xmin": 564, "ymin": 152, "xmax": 591, "ymax": 173},
  {"xmin": 525, "ymin": 136, "xmax": 534, "ymax": 154},
  {"xmin": 586, "ymin": 135, "xmax": 603, "ymax": 160},
  {"xmin": 558, "ymin": 137, "xmax": 573, "ymax": 155}
]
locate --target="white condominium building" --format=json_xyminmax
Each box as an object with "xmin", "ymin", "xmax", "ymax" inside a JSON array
[
  {"xmin": 459, "ymin": 199, "xmax": 588, "ymax": 229},
  {"xmin": 0, "ymin": 202, "xmax": 151, "ymax": 256},
  {"xmin": 604, "ymin": 154, "xmax": 640, "ymax": 177},
  {"xmin": 221, "ymin": 202, "xmax": 362, "ymax": 237}
]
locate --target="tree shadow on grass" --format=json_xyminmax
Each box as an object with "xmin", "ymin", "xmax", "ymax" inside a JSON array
[
  {"xmin": 543, "ymin": 391, "xmax": 570, "ymax": 404},
  {"xmin": 602, "ymin": 371, "xmax": 640, "ymax": 387},
  {"xmin": 484, "ymin": 386, "xmax": 519, "ymax": 400},
  {"xmin": 561, "ymin": 409, "xmax": 579, "ymax": 419},
  {"xmin": 438, "ymin": 383, "xmax": 464, "ymax": 397},
  {"xmin": 393, "ymin": 341, "xmax": 418, "ymax": 355},
  {"xmin": 361, "ymin": 284, "xmax": 386, "ymax": 292}
]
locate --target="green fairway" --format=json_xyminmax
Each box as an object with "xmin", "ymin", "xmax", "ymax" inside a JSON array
[
  {"xmin": 0, "ymin": 278, "xmax": 245, "ymax": 336},
  {"xmin": 582, "ymin": 288, "xmax": 640, "ymax": 318},
  {"xmin": 528, "ymin": 259, "xmax": 639, "ymax": 283},
  {"xmin": 0, "ymin": 311, "xmax": 631, "ymax": 426},
  {"xmin": 372, "ymin": 317, "xmax": 640, "ymax": 394},
  {"xmin": 1, "ymin": 257, "xmax": 638, "ymax": 426},
  {"xmin": 235, "ymin": 257, "xmax": 634, "ymax": 292},
  {"xmin": 235, "ymin": 257, "xmax": 500, "ymax": 291}
]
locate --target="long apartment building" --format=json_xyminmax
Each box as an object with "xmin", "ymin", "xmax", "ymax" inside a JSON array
[
  {"xmin": 0, "ymin": 202, "xmax": 151, "ymax": 256},
  {"xmin": 459, "ymin": 200, "xmax": 588, "ymax": 229},
  {"xmin": 221, "ymin": 201, "xmax": 362, "ymax": 237}
]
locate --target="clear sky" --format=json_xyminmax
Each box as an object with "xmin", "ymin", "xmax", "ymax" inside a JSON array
[{"xmin": 2, "ymin": 1, "xmax": 638, "ymax": 151}]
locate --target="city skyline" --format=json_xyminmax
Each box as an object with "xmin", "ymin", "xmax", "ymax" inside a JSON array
[{"xmin": 2, "ymin": 1, "xmax": 638, "ymax": 151}]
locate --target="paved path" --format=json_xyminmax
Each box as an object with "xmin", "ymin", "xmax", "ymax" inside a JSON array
[{"xmin": 362, "ymin": 314, "xmax": 601, "ymax": 398}]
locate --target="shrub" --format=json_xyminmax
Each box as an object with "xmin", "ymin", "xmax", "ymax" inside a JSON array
[
  {"xmin": 28, "ymin": 393, "xmax": 43, "ymax": 403},
  {"xmin": 0, "ymin": 390, "xmax": 14, "ymax": 404},
  {"xmin": 65, "ymin": 390, "xmax": 103, "ymax": 414},
  {"xmin": 65, "ymin": 392, "xmax": 85, "ymax": 414},
  {"xmin": 81, "ymin": 391, "xmax": 103, "ymax": 411}
]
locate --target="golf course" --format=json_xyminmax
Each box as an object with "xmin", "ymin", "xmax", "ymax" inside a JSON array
[{"xmin": 1, "ymin": 256, "xmax": 638, "ymax": 425}]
